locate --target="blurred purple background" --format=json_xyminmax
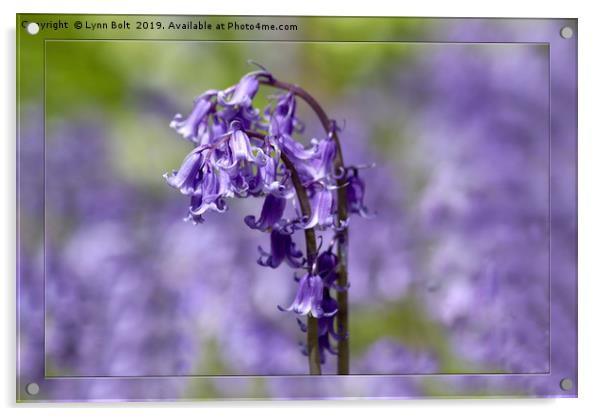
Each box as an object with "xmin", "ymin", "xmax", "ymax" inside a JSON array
[{"xmin": 17, "ymin": 18, "xmax": 576, "ymax": 400}]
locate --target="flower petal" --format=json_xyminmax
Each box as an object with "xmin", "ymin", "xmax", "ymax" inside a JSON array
[
  {"xmin": 278, "ymin": 274, "xmax": 324, "ymax": 317},
  {"xmin": 347, "ymin": 171, "xmax": 373, "ymax": 218},
  {"xmin": 218, "ymin": 73, "xmax": 261, "ymax": 107},
  {"xmin": 170, "ymin": 94, "xmax": 215, "ymax": 141},
  {"xmin": 244, "ymin": 194, "xmax": 287, "ymax": 231},
  {"xmin": 268, "ymin": 93, "xmax": 297, "ymax": 137},
  {"xmin": 163, "ymin": 148, "xmax": 204, "ymax": 195},
  {"xmin": 303, "ymin": 187, "xmax": 334, "ymax": 229}
]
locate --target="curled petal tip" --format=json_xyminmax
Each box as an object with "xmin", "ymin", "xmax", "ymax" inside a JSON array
[
  {"xmin": 296, "ymin": 318, "xmax": 308, "ymax": 332},
  {"xmin": 168, "ymin": 116, "xmax": 181, "ymax": 130},
  {"xmin": 244, "ymin": 215, "xmax": 259, "ymax": 229},
  {"xmin": 277, "ymin": 304, "xmax": 291, "ymax": 313}
]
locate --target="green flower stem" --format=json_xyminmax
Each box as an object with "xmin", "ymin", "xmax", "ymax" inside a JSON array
[
  {"xmin": 258, "ymin": 76, "xmax": 350, "ymax": 375},
  {"xmin": 280, "ymin": 152, "xmax": 322, "ymax": 375},
  {"xmin": 247, "ymin": 128, "xmax": 321, "ymax": 375}
]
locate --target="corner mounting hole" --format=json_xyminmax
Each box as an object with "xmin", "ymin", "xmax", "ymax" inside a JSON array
[
  {"xmin": 560, "ymin": 378, "xmax": 573, "ymax": 391},
  {"xmin": 560, "ymin": 26, "xmax": 574, "ymax": 39},
  {"xmin": 26, "ymin": 22, "xmax": 40, "ymax": 35},
  {"xmin": 26, "ymin": 382, "xmax": 40, "ymax": 396}
]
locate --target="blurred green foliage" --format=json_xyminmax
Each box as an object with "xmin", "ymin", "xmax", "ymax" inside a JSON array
[{"xmin": 351, "ymin": 296, "xmax": 482, "ymax": 373}]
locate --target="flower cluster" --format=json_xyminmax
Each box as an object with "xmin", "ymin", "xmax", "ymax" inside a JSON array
[{"xmin": 165, "ymin": 69, "xmax": 369, "ymax": 364}]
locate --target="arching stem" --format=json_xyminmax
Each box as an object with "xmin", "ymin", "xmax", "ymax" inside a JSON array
[
  {"xmin": 257, "ymin": 76, "xmax": 350, "ymax": 375},
  {"xmin": 246, "ymin": 129, "xmax": 321, "ymax": 375},
  {"xmin": 280, "ymin": 153, "xmax": 321, "ymax": 375}
]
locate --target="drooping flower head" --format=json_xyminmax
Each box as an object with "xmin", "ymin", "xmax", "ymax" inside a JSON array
[
  {"xmin": 165, "ymin": 68, "xmax": 371, "ymax": 368},
  {"xmin": 163, "ymin": 145, "xmax": 205, "ymax": 195},
  {"xmin": 266, "ymin": 92, "xmax": 299, "ymax": 137},
  {"xmin": 278, "ymin": 272, "xmax": 325, "ymax": 318},
  {"xmin": 296, "ymin": 290, "xmax": 342, "ymax": 364},
  {"xmin": 257, "ymin": 224, "xmax": 304, "ymax": 269},
  {"xmin": 170, "ymin": 91, "xmax": 217, "ymax": 143},
  {"xmin": 244, "ymin": 193, "xmax": 287, "ymax": 232},
  {"xmin": 170, "ymin": 71, "xmax": 269, "ymax": 145},
  {"xmin": 345, "ymin": 168, "xmax": 372, "ymax": 218}
]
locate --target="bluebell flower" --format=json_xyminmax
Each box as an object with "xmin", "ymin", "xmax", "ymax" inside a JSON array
[
  {"xmin": 226, "ymin": 165, "xmax": 252, "ymax": 197},
  {"xmin": 346, "ymin": 169, "xmax": 371, "ymax": 218},
  {"xmin": 318, "ymin": 291, "xmax": 341, "ymax": 337},
  {"xmin": 278, "ymin": 273, "xmax": 325, "ymax": 317},
  {"xmin": 296, "ymin": 290, "xmax": 341, "ymax": 363},
  {"xmin": 164, "ymin": 69, "xmax": 372, "ymax": 370},
  {"xmin": 299, "ymin": 138, "xmax": 337, "ymax": 183},
  {"xmin": 316, "ymin": 331, "xmax": 337, "ymax": 363},
  {"xmin": 293, "ymin": 248, "xmax": 346, "ymax": 363},
  {"xmin": 216, "ymin": 105, "xmax": 261, "ymax": 132},
  {"xmin": 277, "ymin": 138, "xmax": 320, "ymax": 181},
  {"xmin": 186, "ymin": 165, "xmax": 230, "ymax": 223},
  {"xmin": 267, "ymin": 93, "xmax": 298, "ymax": 137},
  {"xmin": 218, "ymin": 72, "xmax": 265, "ymax": 108},
  {"xmin": 257, "ymin": 224, "xmax": 304, "ymax": 268},
  {"xmin": 170, "ymin": 91, "xmax": 217, "ymax": 142},
  {"xmin": 317, "ymin": 291, "xmax": 342, "ymax": 362},
  {"xmin": 244, "ymin": 193, "xmax": 287, "ymax": 231},
  {"xmin": 303, "ymin": 184, "xmax": 334, "ymax": 229},
  {"xmin": 197, "ymin": 115, "xmax": 228, "ymax": 147},
  {"xmin": 163, "ymin": 146, "xmax": 204, "ymax": 195},
  {"xmin": 217, "ymin": 125, "xmax": 257, "ymax": 169},
  {"xmin": 247, "ymin": 155, "xmax": 286, "ymax": 197},
  {"xmin": 316, "ymin": 248, "xmax": 348, "ymax": 291}
]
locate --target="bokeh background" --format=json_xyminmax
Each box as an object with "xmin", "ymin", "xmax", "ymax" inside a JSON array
[{"xmin": 17, "ymin": 17, "xmax": 576, "ymax": 399}]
